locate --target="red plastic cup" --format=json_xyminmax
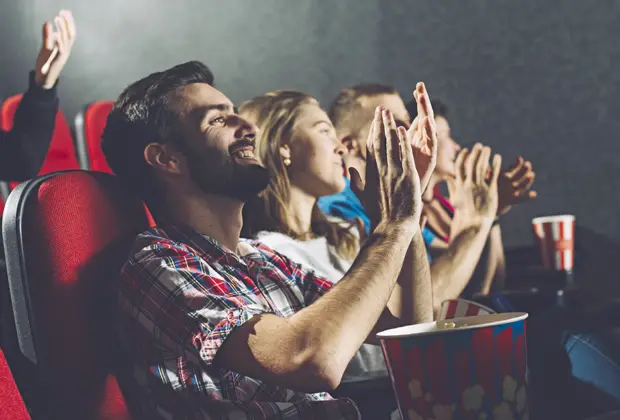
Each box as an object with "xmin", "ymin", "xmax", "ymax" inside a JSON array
[
  {"xmin": 438, "ymin": 299, "xmax": 495, "ymax": 320},
  {"xmin": 532, "ymin": 215, "xmax": 575, "ymax": 271},
  {"xmin": 378, "ymin": 313, "xmax": 529, "ymax": 420}
]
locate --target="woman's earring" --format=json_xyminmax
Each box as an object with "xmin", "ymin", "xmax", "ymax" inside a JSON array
[{"xmin": 283, "ymin": 157, "xmax": 292, "ymax": 166}]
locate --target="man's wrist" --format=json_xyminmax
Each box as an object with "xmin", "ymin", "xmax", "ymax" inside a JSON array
[
  {"xmin": 452, "ymin": 211, "xmax": 494, "ymax": 233},
  {"xmin": 375, "ymin": 218, "xmax": 420, "ymax": 240}
]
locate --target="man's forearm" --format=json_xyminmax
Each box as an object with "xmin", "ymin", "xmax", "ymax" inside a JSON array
[
  {"xmin": 289, "ymin": 221, "xmax": 417, "ymax": 378},
  {"xmin": 430, "ymin": 219, "xmax": 493, "ymax": 312},
  {"xmin": 386, "ymin": 230, "xmax": 434, "ymax": 326},
  {"xmin": 487, "ymin": 225, "xmax": 506, "ymax": 291},
  {"xmin": 477, "ymin": 225, "xmax": 506, "ymax": 294}
]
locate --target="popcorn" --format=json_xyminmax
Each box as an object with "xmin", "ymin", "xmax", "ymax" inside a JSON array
[
  {"xmin": 407, "ymin": 408, "xmax": 423, "ymax": 420},
  {"xmin": 409, "ymin": 379, "xmax": 423, "ymax": 399},
  {"xmin": 433, "ymin": 404, "xmax": 454, "ymax": 420},
  {"xmin": 463, "ymin": 385, "xmax": 485, "ymax": 411},
  {"xmin": 516, "ymin": 386, "xmax": 527, "ymax": 414},
  {"xmin": 502, "ymin": 375, "xmax": 517, "ymax": 402},
  {"xmin": 493, "ymin": 402, "xmax": 515, "ymax": 420}
]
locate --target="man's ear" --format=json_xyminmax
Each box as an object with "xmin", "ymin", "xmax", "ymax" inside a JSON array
[{"xmin": 144, "ymin": 143, "xmax": 184, "ymax": 175}]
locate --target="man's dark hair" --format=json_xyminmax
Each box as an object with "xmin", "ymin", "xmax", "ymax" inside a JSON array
[
  {"xmin": 328, "ymin": 83, "xmax": 397, "ymax": 134},
  {"xmin": 101, "ymin": 61, "xmax": 214, "ymax": 206},
  {"xmin": 406, "ymin": 97, "xmax": 448, "ymax": 123}
]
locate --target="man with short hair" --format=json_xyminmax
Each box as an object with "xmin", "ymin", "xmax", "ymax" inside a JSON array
[
  {"xmin": 320, "ymin": 84, "xmax": 512, "ymax": 311},
  {"xmin": 102, "ymin": 62, "xmax": 439, "ymax": 419}
]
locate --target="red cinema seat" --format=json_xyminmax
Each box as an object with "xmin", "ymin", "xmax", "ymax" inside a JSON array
[
  {"xmin": 0, "ymin": 94, "xmax": 80, "ymax": 212},
  {"xmin": 74, "ymin": 101, "xmax": 114, "ymax": 172},
  {"xmin": 0, "ymin": 348, "xmax": 30, "ymax": 420},
  {"xmin": 2, "ymin": 170, "xmax": 150, "ymax": 419}
]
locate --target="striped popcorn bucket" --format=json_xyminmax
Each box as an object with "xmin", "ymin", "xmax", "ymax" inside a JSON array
[
  {"xmin": 378, "ymin": 313, "xmax": 529, "ymax": 420},
  {"xmin": 532, "ymin": 215, "xmax": 575, "ymax": 271},
  {"xmin": 438, "ymin": 299, "xmax": 495, "ymax": 320}
]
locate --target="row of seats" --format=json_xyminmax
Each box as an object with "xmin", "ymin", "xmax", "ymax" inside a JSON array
[
  {"xmin": 0, "ymin": 96, "xmax": 114, "ymax": 212},
  {"xmin": 2, "ymin": 170, "xmax": 146, "ymax": 419}
]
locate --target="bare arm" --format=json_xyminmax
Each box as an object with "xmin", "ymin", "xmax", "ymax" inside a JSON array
[
  {"xmin": 430, "ymin": 218, "xmax": 493, "ymax": 313},
  {"xmin": 216, "ymin": 106, "xmax": 426, "ymax": 393},
  {"xmin": 477, "ymin": 225, "xmax": 506, "ymax": 294},
  {"xmin": 382, "ymin": 82, "xmax": 437, "ymax": 328},
  {"xmin": 216, "ymin": 222, "xmax": 416, "ymax": 392},
  {"xmin": 429, "ymin": 144, "xmax": 502, "ymax": 313}
]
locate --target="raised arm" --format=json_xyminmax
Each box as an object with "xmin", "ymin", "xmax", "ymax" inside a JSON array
[
  {"xmin": 429, "ymin": 144, "xmax": 502, "ymax": 313},
  {"xmin": 0, "ymin": 11, "xmax": 75, "ymax": 180},
  {"xmin": 216, "ymin": 106, "xmax": 425, "ymax": 392}
]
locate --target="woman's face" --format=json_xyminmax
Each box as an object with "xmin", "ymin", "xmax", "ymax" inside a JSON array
[
  {"xmin": 435, "ymin": 116, "xmax": 462, "ymax": 178},
  {"xmin": 287, "ymin": 104, "xmax": 347, "ymax": 198}
]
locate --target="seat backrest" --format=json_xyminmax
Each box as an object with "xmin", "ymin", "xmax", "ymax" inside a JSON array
[
  {"xmin": 74, "ymin": 101, "xmax": 114, "ymax": 173},
  {"xmin": 0, "ymin": 348, "xmax": 30, "ymax": 420},
  {"xmin": 1, "ymin": 94, "xmax": 81, "ymax": 191},
  {"xmin": 2, "ymin": 170, "xmax": 150, "ymax": 419}
]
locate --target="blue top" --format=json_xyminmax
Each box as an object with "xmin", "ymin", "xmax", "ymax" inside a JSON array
[
  {"xmin": 318, "ymin": 177, "xmax": 436, "ymax": 251},
  {"xmin": 318, "ymin": 178, "xmax": 371, "ymax": 234}
]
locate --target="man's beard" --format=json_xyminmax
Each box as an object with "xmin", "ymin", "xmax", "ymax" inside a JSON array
[{"xmin": 185, "ymin": 150, "xmax": 270, "ymax": 202}]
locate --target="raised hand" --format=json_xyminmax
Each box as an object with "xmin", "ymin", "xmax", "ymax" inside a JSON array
[
  {"xmin": 406, "ymin": 82, "xmax": 437, "ymax": 193},
  {"xmin": 351, "ymin": 107, "xmax": 422, "ymax": 231},
  {"xmin": 447, "ymin": 143, "xmax": 501, "ymax": 226},
  {"xmin": 496, "ymin": 156, "xmax": 536, "ymax": 216},
  {"xmin": 35, "ymin": 10, "xmax": 76, "ymax": 89}
]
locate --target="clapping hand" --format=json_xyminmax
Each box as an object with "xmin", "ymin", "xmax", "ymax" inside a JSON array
[
  {"xmin": 351, "ymin": 107, "xmax": 423, "ymax": 231},
  {"xmin": 406, "ymin": 82, "xmax": 437, "ymax": 194},
  {"xmin": 447, "ymin": 144, "xmax": 502, "ymax": 227},
  {"xmin": 496, "ymin": 156, "xmax": 536, "ymax": 216}
]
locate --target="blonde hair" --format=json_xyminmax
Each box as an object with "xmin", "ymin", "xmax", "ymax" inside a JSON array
[{"xmin": 240, "ymin": 90, "xmax": 359, "ymax": 260}]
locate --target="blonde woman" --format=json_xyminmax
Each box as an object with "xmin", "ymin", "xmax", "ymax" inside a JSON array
[{"xmin": 240, "ymin": 89, "xmax": 437, "ymax": 384}]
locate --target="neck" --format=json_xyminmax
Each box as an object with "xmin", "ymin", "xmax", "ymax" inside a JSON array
[
  {"xmin": 162, "ymin": 188, "xmax": 244, "ymax": 252},
  {"xmin": 286, "ymin": 185, "xmax": 317, "ymax": 237}
]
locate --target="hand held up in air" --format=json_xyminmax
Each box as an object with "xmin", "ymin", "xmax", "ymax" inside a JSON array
[
  {"xmin": 447, "ymin": 143, "xmax": 502, "ymax": 229},
  {"xmin": 350, "ymin": 106, "xmax": 425, "ymax": 233},
  {"xmin": 406, "ymin": 82, "xmax": 438, "ymax": 194},
  {"xmin": 35, "ymin": 10, "xmax": 76, "ymax": 89},
  {"xmin": 496, "ymin": 156, "xmax": 537, "ymax": 216}
]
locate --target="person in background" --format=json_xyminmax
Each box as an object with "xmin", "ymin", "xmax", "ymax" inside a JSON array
[
  {"xmin": 0, "ymin": 8, "xmax": 76, "ymax": 406},
  {"xmin": 102, "ymin": 61, "xmax": 435, "ymax": 419},
  {"xmin": 238, "ymin": 86, "xmax": 441, "ymax": 385},
  {"xmin": 0, "ymin": 10, "xmax": 76, "ymax": 180},
  {"xmin": 320, "ymin": 84, "xmax": 532, "ymax": 312},
  {"xmin": 404, "ymin": 98, "xmax": 536, "ymax": 294},
  {"xmin": 403, "ymin": 99, "xmax": 620, "ymax": 420}
]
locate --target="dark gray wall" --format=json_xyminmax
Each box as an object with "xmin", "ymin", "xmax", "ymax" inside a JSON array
[{"xmin": 2, "ymin": 0, "xmax": 619, "ymax": 248}]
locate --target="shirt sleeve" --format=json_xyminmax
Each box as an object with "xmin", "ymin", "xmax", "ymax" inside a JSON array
[
  {"xmin": 0, "ymin": 71, "xmax": 58, "ymax": 181},
  {"xmin": 251, "ymin": 240, "xmax": 334, "ymax": 306},
  {"xmin": 120, "ymin": 241, "xmax": 274, "ymax": 366}
]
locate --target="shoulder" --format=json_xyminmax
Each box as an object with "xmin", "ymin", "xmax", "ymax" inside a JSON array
[{"xmin": 130, "ymin": 227, "xmax": 195, "ymax": 262}]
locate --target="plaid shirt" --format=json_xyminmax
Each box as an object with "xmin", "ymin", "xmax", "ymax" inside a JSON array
[{"xmin": 118, "ymin": 222, "xmax": 360, "ymax": 420}]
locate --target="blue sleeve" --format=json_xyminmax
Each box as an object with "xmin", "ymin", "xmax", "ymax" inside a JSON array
[
  {"xmin": 422, "ymin": 227, "xmax": 436, "ymax": 247},
  {"xmin": 422, "ymin": 227, "xmax": 435, "ymax": 263},
  {"xmin": 317, "ymin": 179, "xmax": 371, "ymax": 234}
]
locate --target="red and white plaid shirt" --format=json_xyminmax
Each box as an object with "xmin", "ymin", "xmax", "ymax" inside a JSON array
[{"xmin": 118, "ymin": 222, "xmax": 360, "ymax": 419}]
